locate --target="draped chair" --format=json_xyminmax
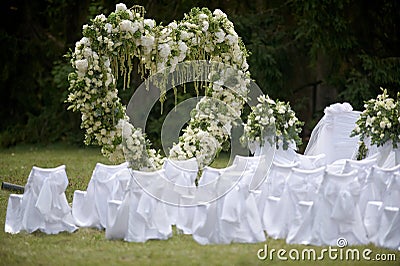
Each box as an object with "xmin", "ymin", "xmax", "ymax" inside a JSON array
[
  {"xmin": 105, "ymin": 169, "xmax": 172, "ymax": 242},
  {"xmin": 191, "ymin": 165, "xmax": 233, "ymax": 245},
  {"xmin": 310, "ymin": 169, "xmax": 368, "ymax": 246},
  {"xmin": 362, "ymin": 166, "xmax": 400, "ymax": 247},
  {"xmin": 72, "ymin": 162, "xmax": 129, "ymax": 229},
  {"xmin": 294, "ymin": 153, "xmax": 327, "ymax": 170},
  {"xmin": 258, "ymin": 160, "xmax": 299, "ymax": 235},
  {"xmin": 162, "ymin": 158, "xmax": 198, "ymax": 234},
  {"xmin": 376, "ymin": 172, "xmax": 400, "ymax": 249},
  {"xmin": 342, "ymin": 154, "xmax": 378, "ymax": 181},
  {"xmin": 5, "ymin": 165, "xmax": 77, "ymax": 234},
  {"xmin": 359, "ymin": 164, "xmax": 400, "ymax": 229},
  {"xmin": 192, "ymin": 157, "xmax": 266, "ymax": 244},
  {"xmin": 279, "ymin": 166, "xmax": 326, "ymax": 244},
  {"xmin": 304, "ymin": 103, "xmax": 361, "ymax": 164}
]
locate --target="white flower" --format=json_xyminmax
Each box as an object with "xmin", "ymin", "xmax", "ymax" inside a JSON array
[
  {"xmin": 141, "ymin": 35, "xmax": 155, "ymax": 48},
  {"xmin": 215, "ymin": 30, "xmax": 225, "ymax": 43},
  {"xmin": 95, "ymin": 14, "xmax": 106, "ymax": 21},
  {"xmin": 116, "ymin": 3, "xmax": 127, "ymax": 12},
  {"xmin": 277, "ymin": 106, "xmax": 286, "ymax": 114},
  {"xmin": 169, "ymin": 21, "xmax": 178, "ymax": 29},
  {"xmin": 178, "ymin": 41, "xmax": 188, "ymax": 53},
  {"xmin": 202, "ymin": 21, "xmax": 209, "ymax": 32},
  {"xmin": 144, "ymin": 19, "xmax": 155, "ymax": 29},
  {"xmin": 199, "ymin": 13, "xmax": 208, "ymax": 20},
  {"xmin": 75, "ymin": 59, "xmax": 88, "ymax": 74},
  {"xmin": 105, "ymin": 23, "xmax": 113, "ymax": 33},
  {"xmin": 213, "ymin": 9, "xmax": 227, "ymax": 18},
  {"xmin": 120, "ymin": 20, "xmax": 135, "ymax": 33},
  {"xmin": 158, "ymin": 43, "xmax": 171, "ymax": 58},
  {"xmin": 180, "ymin": 31, "xmax": 190, "ymax": 40},
  {"xmin": 225, "ymin": 34, "xmax": 238, "ymax": 45},
  {"xmin": 380, "ymin": 121, "xmax": 386, "ymax": 129}
]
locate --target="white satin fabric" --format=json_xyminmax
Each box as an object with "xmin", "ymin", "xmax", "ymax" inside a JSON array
[
  {"xmin": 310, "ymin": 169, "xmax": 368, "ymax": 246},
  {"xmin": 162, "ymin": 158, "xmax": 198, "ymax": 234},
  {"xmin": 376, "ymin": 172, "xmax": 400, "ymax": 249},
  {"xmin": 105, "ymin": 169, "xmax": 172, "ymax": 242},
  {"xmin": 258, "ymin": 160, "xmax": 299, "ymax": 234},
  {"xmin": 358, "ymin": 164, "xmax": 400, "ymax": 222},
  {"xmin": 192, "ymin": 157, "xmax": 266, "ymax": 244},
  {"xmin": 280, "ymin": 166, "xmax": 326, "ymax": 244},
  {"xmin": 72, "ymin": 162, "xmax": 129, "ymax": 229},
  {"xmin": 5, "ymin": 165, "xmax": 77, "ymax": 234},
  {"xmin": 363, "ymin": 168, "xmax": 400, "ymax": 249},
  {"xmin": 305, "ymin": 102, "xmax": 360, "ymax": 163}
]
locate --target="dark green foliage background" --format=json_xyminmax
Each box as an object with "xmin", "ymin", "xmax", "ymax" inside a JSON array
[{"xmin": 0, "ymin": 0, "xmax": 399, "ymax": 150}]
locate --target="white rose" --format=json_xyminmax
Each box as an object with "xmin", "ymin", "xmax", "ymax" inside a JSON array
[
  {"xmin": 213, "ymin": 9, "xmax": 227, "ymax": 18},
  {"xmin": 225, "ymin": 34, "xmax": 238, "ymax": 45},
  {"xmin": 169, "ymin": 21, "xmax": 178, "ymax": 29},
  {"xmin": 215, "ymin": 30, "xmax": 225, "ymax": 43},
  {"xmin": 104, "ymin": 23, "xmax": 113, "ymax": 33},
  {"xmin": 178, "ymin": 41, "xmax": 188, "ymax": 53},
  {"xmin": 141, "ymin": 35, "xmax": 155, "ymax": 48},
  {"xmin": 116, "ymin": 3, "xmax": 127, "ymax": 12},
  {"xmin": 95, "ymin": 14, "xmax": 106, "ymax": 21},
  {"xmin": 158, "ymin": 43, "xmax": 171, "ymax": 58},
  {"xmin": 180, "ymin": 31, "xmax": 190, "ymax": 40},
  {"xmin": 120, "ymin": 20, "xmax": 134, "ymax": 33},
  {"xmin": 82, "ymin": 37, "xmax": 90, "ymax": 46},
  {"xmin": 75, "ymin": 59, "xmax": 88, "ymax": 74},
  {"xmin": 380, "ymin": 121, "xmax": 386, "ymax": 129},
  {"xmin": 199, "ymin": 13, "xmax": 208, "ymax": 20},
  {"xmin": 144, "ymin": 19, "xmax": 155, "ymax": 29},
  {"xmin": 202, "ymin": 21, "xmax": 209, "ymax": 32}
]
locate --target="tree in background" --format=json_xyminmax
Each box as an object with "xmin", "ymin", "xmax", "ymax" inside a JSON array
[{"xmin": 0, "ymin": 0, "xmax": 399, "ymax": 150}]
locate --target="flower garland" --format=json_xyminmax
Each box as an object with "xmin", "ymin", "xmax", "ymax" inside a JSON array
[
  {"xmin": 241, "ymin": 95, "xmax": 303, "ymax": 150},
  {"xmin": 351, "ymin": 88, "xmax": 400, "ymax": 158},
  {"xmin": 67, "ymin": 3, "xmax": 251, "ymax": 169}
]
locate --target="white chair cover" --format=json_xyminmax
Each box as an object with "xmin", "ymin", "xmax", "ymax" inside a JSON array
[
  {"xmin": 162, "ymin": 158, "xmax": 198, "ymax": 234},
  {"xmin": 72, "ymin": 162, "xmax": 129, "ymax": 229},
  {"xmin": 106, "ymin": 169, "xmax": 172, "ymax": 242},
  {"xmin": 258, "ymin": 160, "xmax": 299, "ymax": 235},
  {"xmin": 374, "ymin": 172, "xmax": 400, "ymax": 249},
  {"xmin": 377, "ymin": 206, "xmax": 400, "ymax": 250},
  {"xmin": 192, "ymin": 162, "xmax": 265, "ymax": 244},
  {"xmin": 191, "ymin": 165, "xmax": 234, "ymax": 245},
  {"xmin": 294, "ymin": 153, "xmax": 327, "ymax": 170},
  {"xmin": 310, "ymin": 169, "xmax": 368, "ymax": 246},
  {"xmin": 305, "ymin": 103, "xmax": 360, "ymax": 164},
  {"xmin": 359, "ymin": 164, "xmax": 400, "ymax": 220},
  {"xmin": 342, "ymin": 155, "xmax": 378, "ymax": 190},
  {"xmin": 281, "ymin": 166, "xmax": 326, "ymax": 244},
  {"xmin": 232, "ymin": 155, "xmax": 271, "ymax": 191},
  {"xmin": 5, "ymin": 165, "xmax": 77, "ymax": 234},
  {"xmin": 195, "ymin": 164, "xmax": 237, "ymax": 203}
]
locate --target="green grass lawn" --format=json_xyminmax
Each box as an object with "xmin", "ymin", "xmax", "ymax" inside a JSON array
[{"xmin": 0, "ymin": 144, "xmax": 399, "ymax": 265}]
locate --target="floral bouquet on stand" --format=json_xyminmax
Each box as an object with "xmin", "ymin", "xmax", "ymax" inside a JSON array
[
  {"xmin": 351, "ymin": 88, "xmax": 400, "ymax": 161},
  {"xmin": 241, "ymin": 95, "xmax": 303, "ymax": 152}
]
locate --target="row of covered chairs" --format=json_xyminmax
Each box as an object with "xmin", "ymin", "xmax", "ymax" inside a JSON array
[{"xmin": 4, "ymin": 150, "xmax": 399, "ymax": 250}]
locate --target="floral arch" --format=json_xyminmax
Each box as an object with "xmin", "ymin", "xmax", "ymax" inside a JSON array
[{"xmin": 67, "ymin": 3, "xmax": 253, "ymax": 169}]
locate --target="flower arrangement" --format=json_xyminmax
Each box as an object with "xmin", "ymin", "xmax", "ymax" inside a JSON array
[
  {"xmin": 66, "ymin": 3, "xmax": 251, "ymax": 169},
  {"xmin": 351, "ymin": 88, "xmax": 400, "ymax": 157},
  {"xmin": 241, "ymin": 95, "xmax": 303, "ymax": 150}
]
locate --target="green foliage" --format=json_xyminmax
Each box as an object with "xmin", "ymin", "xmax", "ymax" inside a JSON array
[
  {"xmin": 1, "ymin": 0, "xmax": 399, "ymax": 149},
  {"xmin": 231, "ymin": 9, "xmax": 288, "ymax": 98}
]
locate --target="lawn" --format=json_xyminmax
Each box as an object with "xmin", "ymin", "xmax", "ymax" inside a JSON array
[{"xmin": 0, "ymin": 144, "xmax": 398, "ymax": 265}]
